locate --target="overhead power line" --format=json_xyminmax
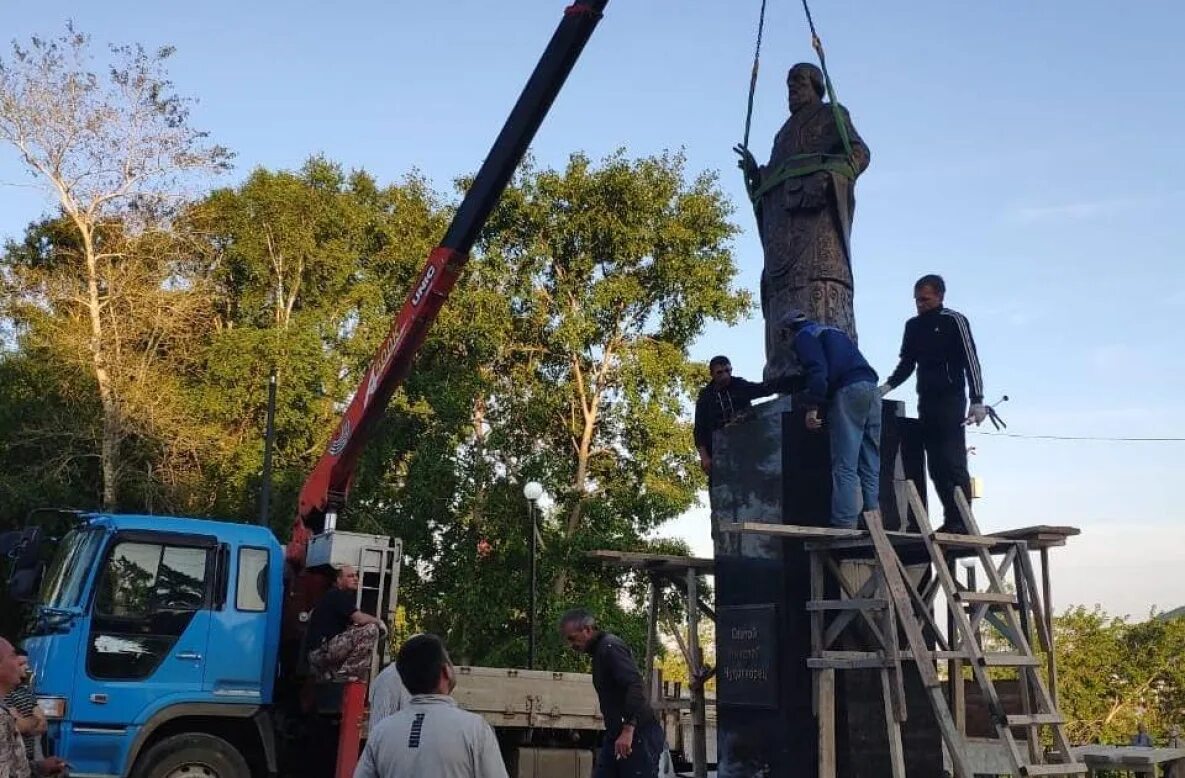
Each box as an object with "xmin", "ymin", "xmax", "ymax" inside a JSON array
[{"xmin": 968, "ymin": 431, "xmax": 1185, "ymax": 442}]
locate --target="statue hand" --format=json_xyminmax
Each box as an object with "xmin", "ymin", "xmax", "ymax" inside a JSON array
[{"xmin": 733, "ymin": 144, "xmax": 759, "ymax": 179}]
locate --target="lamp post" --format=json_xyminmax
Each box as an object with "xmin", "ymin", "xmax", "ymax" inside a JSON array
[{"xmin": 523, "ymin": 480, "xmax": 544, "ymax": 670}]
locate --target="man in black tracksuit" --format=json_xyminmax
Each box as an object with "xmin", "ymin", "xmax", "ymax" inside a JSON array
[
  {"xmin": 881, "ymin": 274, "xmax": 986, "ymax": 531},
  {"xmin": 560, "ymin": 608, "xmax": 665, "ymax": 778}
]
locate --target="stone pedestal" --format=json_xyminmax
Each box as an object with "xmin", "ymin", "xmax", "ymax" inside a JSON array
[{"xmin": 711, "ymin": 395, "xmax": 941, "ymax": 778}]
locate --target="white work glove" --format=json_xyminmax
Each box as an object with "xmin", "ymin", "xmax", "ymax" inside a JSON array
[
  {"xmin": 966, "ymin": 404, "xmax": 987, "ymax": 426},
  {"xmin": 877, "ymin": 383, "xmax": 893, "ymax": 398}
]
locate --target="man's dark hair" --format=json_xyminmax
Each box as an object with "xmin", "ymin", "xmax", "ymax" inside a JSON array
[
  {"xmin": 396, "ymin": 633, "xmax": 451, "ymax": 695},
  {"xmin": 708, "ymin": 355, "xmax": 731, "ymax": 370},
  {"xmin": 914, "ymin": 274, "xmax": 946, "ymax": 296},
  {"xmin": 558, "ymin": 607, "xmax": 596, "ymax": 630}
]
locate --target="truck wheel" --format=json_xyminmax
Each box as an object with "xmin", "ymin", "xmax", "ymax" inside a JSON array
[{"xmin": 133, "ymin": 733, "xmax": 251, "ymax": 778}]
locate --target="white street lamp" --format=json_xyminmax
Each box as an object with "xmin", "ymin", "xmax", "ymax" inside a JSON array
[{"xmin": 523, "ymin": 480, "xmax": 545, "ymax": 669}]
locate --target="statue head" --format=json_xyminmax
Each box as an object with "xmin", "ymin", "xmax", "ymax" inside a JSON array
[{"xmin": 787, "ymin": 63, "xmax": 825, "ymax": 114}]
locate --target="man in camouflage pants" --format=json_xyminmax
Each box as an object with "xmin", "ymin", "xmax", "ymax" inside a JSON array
[{"xmin": 305, "ymin": 566, "xmax": 386, "ymax": 681}]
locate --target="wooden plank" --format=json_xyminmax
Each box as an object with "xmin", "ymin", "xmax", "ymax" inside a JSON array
[
  {"xmin": 722, "ymin": 522, "xmax": 865, "ymax": 539},
  {"xmin": 1020, "ymin": 764, "xmax": 1088, "ymax": 776},
  {"xmin": 820, "ymin": 650, "xmax": 883, "ymax": 660},
  {"xmin": 687, "ymin": 567, "xmax": 707, "ymax": 778},
  {"xmin": 810, "ymin": 550, "xmax": 824, "ymax": 715},
  {"xmin": 1007, "ymin": 713, "xmax": 1066, "ymax": 726},
  {"xmin": 865, "ymin": 510, "xmax": 941, "ymax": 688},
  {"xmin": 951, "ymin": 488, "xmax": 1086, "ymax": 776},
  {"xmin": 907, "ymin": 482, "xmax": 1032, "ymax": 778},
  {"xmin": 931, "ymin": 650, "xmax": 974, "ymax": 661},
  {"xmin": 979, "ymin": 653, "xmax": 1040, "ymax": 667},
  {"xmin": 881, "ymin": 668, "xmax": 907, "ymax": 778},
  {"xmin": 806, "ymin": 598, "xmax": 888, "ymax": 611},
  {"xmin": 1071, "ymin": 745, "xmax": 1185, "ymax": 766},
  {"xmin": 927, "ymin": 684, "xmax": 975, "ymax": 778},
  {"xmin": 1041, "ymin": 547, "xmax": 1059, "ymax": 707},
  {"xmin": 947, "ymin": 558, "xmax": 967, "ymax": 737},
  {"xmin": 660, "ymin": 606, "xmax": 693, "ymax": 669},
  {"xmin": 1015, "ymin": 551, "xmax": 1042, "ymax": 766},
  {"xmin": 644, "ymin": 573, "xmax": 659, "ymax": 703},
  {"xmin": 878, "ymin": 563, "xmax": 908, "ymax": 724},
  {"xmin": 808, "ymin": 657, "xmax": 890, "ymax": 670},
  {"xmin": 933, "ymin": 532, "xmax": 999, "ymax": 548},
  {"xmin": 817, "ymin": 668, "xmax": 836, "ymax": 778},
  {"xmin": 994, "ymin": 543, "xmax": 1019, "ymax": 585},
  {"xmin": 955, "ymin": 591, "xmax": 1017, "ymax": 605},
  {"xmin": 587, "ymin": 549, "xmax": 715, "ymax": 572},
  {"xmin": 894, "ymin": 551, "xmax": 951, "ymax": 652},
  {"xmin": 1018, "ymin": 546, "xmax": 1052, "ymax": 653},
  {"xmin": 869, "ymin": 502, "xmax": 973, "ymax": 777},
  {"xmin": 821, "ymin": 555, "xmax": 886, "ymax": 648},
  {"xmin": 1017, "ymin": 640, "xmax": 1041, "ymax": 765},
  {"xmin": 990, "ymin": 525, "xmax": 1081, "ymax": 550}
]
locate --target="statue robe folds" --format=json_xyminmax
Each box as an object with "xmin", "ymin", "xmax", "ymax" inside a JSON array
[{"xmin": 754, "ymin": 102, "xmax": 870, "ymax": 381}]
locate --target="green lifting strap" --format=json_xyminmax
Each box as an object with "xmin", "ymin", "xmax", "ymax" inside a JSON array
[
  {"xmin": 748, "ymin": 153, "xmax": 856, "ymax": 203},
  {"xmin": 801, "ymin": 0, "xmax": 856, "ymax": 165},
  {"xmin": 742, "ymin": 0, "xmax": 768, "ymax": 153},
  {"xmin": 740, "ymin": 0, "xmax": 859, "ymax": 204}
]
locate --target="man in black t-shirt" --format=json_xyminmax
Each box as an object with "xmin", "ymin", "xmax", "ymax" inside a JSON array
[{"xmin": 306, "ymin": 565, "xmax": 386, "ymax": 681}]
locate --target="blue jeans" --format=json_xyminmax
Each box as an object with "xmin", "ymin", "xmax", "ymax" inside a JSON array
[
  {"xmin": 828, "ymin": 381, "xmax": 882, "ymax": 528},
  {"xmin": 594, "ymin": 720, "xmax": 666, "ymax": 778}
]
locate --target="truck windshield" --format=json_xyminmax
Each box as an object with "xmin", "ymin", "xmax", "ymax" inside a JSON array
[{"xmin": 39, "ymin": 528, "xmax": 105, "ymax": 610}]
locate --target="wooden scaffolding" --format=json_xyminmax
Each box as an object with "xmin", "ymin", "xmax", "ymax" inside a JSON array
[{"xmin": 725, "ymin": 480, "xmax": 1084, "ymax": 778}]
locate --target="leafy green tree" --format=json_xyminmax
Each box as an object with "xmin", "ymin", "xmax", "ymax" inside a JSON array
[
  {"xmin": 0, "ymin": 24, "xmax": 232, "ymax": 508},
  {"xmin": 1, "ymin": 146, "xmax": 743, "ymax": 674},
  {"xmin": 182, "ymin": 157, "xmax": 447, "ymax": 525},
  {"xmin": 1, "ymin": 218, "xmax": 219, "ymax": 515},
  {"xmin": 1054, "ymin": 606, "xmax": 1185, "ymax": 744},
  {"xmin": 355, "ymin": 150, "xmax": 748, "ymax": 667},
  {"xmin": 475, "ymin": 150, "xmax": 749, "ymax": 597}
]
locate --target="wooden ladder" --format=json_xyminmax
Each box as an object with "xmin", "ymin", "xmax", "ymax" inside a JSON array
[{"xmin": 808, "ymin": 480, "xmax": 1085, "ymax": 778}]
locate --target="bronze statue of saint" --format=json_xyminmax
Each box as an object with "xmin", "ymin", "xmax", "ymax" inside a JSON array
[{"xmin": 735, "ymin": 62, "xmax": 870, "ymax": 381}]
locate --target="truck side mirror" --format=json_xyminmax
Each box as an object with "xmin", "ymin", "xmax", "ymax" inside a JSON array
[
  {"xmin": 3, "ymin": 527, "xmax": 46, "ymax": 603},
  {"xmin": 8, "ymin": 564, "xmax": 43, "ymax": 602}
]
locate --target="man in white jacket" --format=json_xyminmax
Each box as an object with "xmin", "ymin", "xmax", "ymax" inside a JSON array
[
  {"xmin": 354, "ymin": 634, "xmax": 507, "ymax": 778},
  {"xmin": 368, "ymin": 659, "xmax": 411, "ymax": 726}
]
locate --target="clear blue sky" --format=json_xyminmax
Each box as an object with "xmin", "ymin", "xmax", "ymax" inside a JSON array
[{"xmin": 2, "ymin": 1, "xmax": 1183, "ymax": 616}]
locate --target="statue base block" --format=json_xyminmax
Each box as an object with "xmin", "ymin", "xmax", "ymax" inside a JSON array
[{"xmin": 711, "ymin": 395, "xmax": 942, "ymax": 777}]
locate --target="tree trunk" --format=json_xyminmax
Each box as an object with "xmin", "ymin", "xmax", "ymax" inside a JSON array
[
  {"xmin": 552, "ymin": 394, "xmax": 598, "ymax": 599},
  {"xmin": 81, "ymin": 225, "xmax": 120, "ymax": 509}
]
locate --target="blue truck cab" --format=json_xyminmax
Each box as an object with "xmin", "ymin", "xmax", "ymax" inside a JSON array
[{"xmin": 20, "ymin": 513, "xmax": 284, "ymax": 778}]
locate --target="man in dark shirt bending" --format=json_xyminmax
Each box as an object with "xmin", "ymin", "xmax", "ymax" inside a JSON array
[
  {"xmin": 693, "ymin": 355, "xmax": 797, "ymax": 478},
  {"xmin": 306, "ymin": 565, "xmax": 386, "ymax": 682},
  {"xmin": 560, "ymin": 608, "xmax": 664, "ymax": 778}
]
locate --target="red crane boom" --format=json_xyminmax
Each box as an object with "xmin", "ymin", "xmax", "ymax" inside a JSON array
[{"xmin": 287, "ymin": 1, "xmax": 610, "ymax": 563}]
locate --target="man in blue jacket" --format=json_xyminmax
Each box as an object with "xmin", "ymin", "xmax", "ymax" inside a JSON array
[{"xmin": 783, "ymin": 309, "xmax": 881, "ymax": 528}]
